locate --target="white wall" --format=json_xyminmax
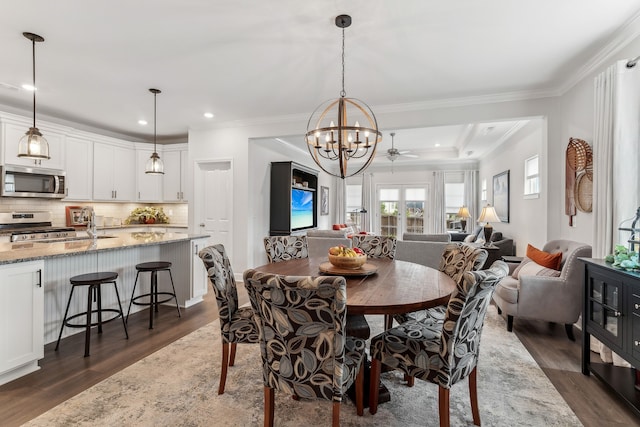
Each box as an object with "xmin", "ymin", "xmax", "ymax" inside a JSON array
[{"xmin": 479, "ymin": 119, "xmax": 546, "ymax": 254}]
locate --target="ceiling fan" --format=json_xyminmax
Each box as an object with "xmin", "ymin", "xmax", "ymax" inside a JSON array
[{"xmin": 387, "ymin": 132, "xmax": 418, "ymax": 161}]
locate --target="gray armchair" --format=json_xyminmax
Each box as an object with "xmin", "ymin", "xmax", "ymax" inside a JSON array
[{"xmin": 492, "ymin": 239, "xmax": 592, "ymax": 340}]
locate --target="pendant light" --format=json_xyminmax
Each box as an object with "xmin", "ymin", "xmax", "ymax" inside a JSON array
[
  {"xmin": 18, "ymin": 32, "xmax": 50, "ymax": 160},
  {"xmin": 305, "ymin": 15, "xmax": 382, "ymax": 179},
  {"xmin": 145, "ymin": 88, "xmax": 164, "ymax": 174}
]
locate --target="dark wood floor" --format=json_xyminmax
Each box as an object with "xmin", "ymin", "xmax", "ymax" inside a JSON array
[{"xmin": 1, "ymin": 287, "xmax": 639, "ymax": 426}]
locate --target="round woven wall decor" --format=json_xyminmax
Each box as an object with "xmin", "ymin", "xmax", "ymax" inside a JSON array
[
  {"xmin": 574, "ymin": 172, "xmax": 593, "ymax": 213},
  {"xmin": 566, "ymin": 138, "xmax": 592, "ymax": 172}
]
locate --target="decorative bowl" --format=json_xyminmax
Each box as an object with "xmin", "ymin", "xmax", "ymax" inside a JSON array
[{"xmin": 328, "ymin": 253, "xmax": 367, "ymax": 269}]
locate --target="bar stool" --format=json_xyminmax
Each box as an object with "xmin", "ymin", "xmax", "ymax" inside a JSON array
[
  {"xmin": 126, "ymin": 261, "xmax": 181, "ymax": 329},
  {"xmin": 55, "ymin": 272, "xmax": 129, "ymax": 357}
]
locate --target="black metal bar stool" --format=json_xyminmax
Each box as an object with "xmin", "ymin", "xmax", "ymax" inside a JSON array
[
  {"xmin": 126, "ymin": 261, "xmax": 181, "ymax": 329},
  {"xmin": 55, "ymin": 272, "xmax": 129, "ymax": 357}
]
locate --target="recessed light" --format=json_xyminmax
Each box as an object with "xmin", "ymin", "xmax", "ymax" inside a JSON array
[
  {"xmin": 204, "ymin": 112, "xmax": 214, "ymax": 119},
  {"xmin": 138, "ymin": 120, "xmax": 148, "ymax": 125},
  {"xmin": 434, "ymin": 143, "xmax": 441, "ymax": 147},
  {"xmin": 21, "ymin": 84, "xmax": 36, "ymax": 91}
]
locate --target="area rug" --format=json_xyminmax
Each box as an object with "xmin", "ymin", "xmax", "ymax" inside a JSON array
[{"xmin": 25, "ymin": 306, "xmax": 582, "ymax": 426}]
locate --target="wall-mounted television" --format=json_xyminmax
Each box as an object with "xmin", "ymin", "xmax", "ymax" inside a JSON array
[{"xmin": 291, "ymin": 187, "xmax": 315, "ymax": 231}]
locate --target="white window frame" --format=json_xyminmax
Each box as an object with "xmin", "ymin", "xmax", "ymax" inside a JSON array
[
  {"xmin": 481, "ymin": 178, "xmax": 487, "ymax": 202},
  {"xmin": 524, "ymin": 155, "xmax": 540, "ymax": 199}
]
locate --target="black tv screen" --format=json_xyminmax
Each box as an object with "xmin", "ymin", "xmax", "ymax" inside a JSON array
[{"xmin": 291, "ymin": 187, "xmax": 314, "ymax": 231}]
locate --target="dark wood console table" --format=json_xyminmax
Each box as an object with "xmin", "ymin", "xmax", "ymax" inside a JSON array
[{"xmin": 581, "ymin": 258, "xmax": 640, "ymax": 416}]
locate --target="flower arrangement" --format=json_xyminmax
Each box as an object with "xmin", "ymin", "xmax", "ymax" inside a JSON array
[
  {"xmin": 124, "ymin": 206, "xmax": 170, "ymax": 224},
  {"xmin": 605, "ymin": 244, "xmax": 640, "ymax": 271}
]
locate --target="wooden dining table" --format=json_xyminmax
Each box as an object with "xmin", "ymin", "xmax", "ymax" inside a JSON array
[{"xmin": 252, "ymin": 256, "xmax": 456, "ymax": 316}]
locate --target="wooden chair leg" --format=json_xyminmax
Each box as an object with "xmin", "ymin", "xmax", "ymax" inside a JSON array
[
  {"xmin": 369, "ymin": 358, "xmax": 381, "ymax": 414},
  {"xmin": 403, "ymin": 373, "xmax": 415, "ymax": 387},
  {"xmin": 229, "ymin": 342, "xmax": 237, "ymax": 366},
  {"xmin": 219, "ymin": 342, "xmax": 229, "ymax": 395},
  {"xmin": 469, "ymin": 367, "xmax": 481, "ymax": 426},
  {"xmin": 507, "ymin": 315, "xmax": 514, "ymax": 332},
  {"xmin": 355, "ymin": 360, "xmax": 364, "ymax": 416},
  {"xmin": 264, "ymin": 386, "xmax": 275, "ymax": 427},
  {"xmin": 438, "ymin": 386, "xmax": 450, "ymax": 427},
  {"xmin": 496, "ymin": 306, "xmax": 502, "ymax": 315},
  {"xmin": 332, "ymin": 401, "xmax": 341, "ymax": 427},
  {"xmin": 565, "ymin": 324, "xmax": 575, "ymax": 341}
]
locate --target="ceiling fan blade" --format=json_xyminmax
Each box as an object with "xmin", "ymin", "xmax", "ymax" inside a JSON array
[
  {"xmin": 398, "ymin": 150, "xmax": 410, "ymax": 154},
  {"xmin": 402, "ymin": 153, "xmax": 419, "ymax": 158}
]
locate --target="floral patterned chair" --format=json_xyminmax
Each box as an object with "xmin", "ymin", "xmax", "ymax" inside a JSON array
[
  {"xmin": 351, "ymin": 235, "xmax": 397, "ymax": 259},
  {"xmin": 198, "ymin": 244, "xmax": 259, "ymax": 394},
  {"xmin": 393, "ymin": 243, "xmax": 488, "ymax": 325},
  {"xmin": 243, "ymin": 269, "xmax": 366, "ymax": 427},
  {"xmin": 369, "ymin": 261, "xmax": 509, "ymax": 427},
  {"xmin": 263, "ymin": 235, "xmax": 309, "ymax": 263}
]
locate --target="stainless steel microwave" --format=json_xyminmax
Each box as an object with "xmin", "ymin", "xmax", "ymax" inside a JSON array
[{"xmin": 1, "ymin": 165, "xmax": 66, "ymax": 199}]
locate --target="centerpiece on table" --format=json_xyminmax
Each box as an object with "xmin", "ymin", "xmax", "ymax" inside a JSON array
[
  {"xmin": 605, "ymin": 244, "xmax": 640, "ymax": 271},
  {"xmin": 328, "ymin": 245, "xmax": 366, "ymax": 269},
  {"xmin": 124, "ymin": 206, "xmax": 170, "ymax": 225}
]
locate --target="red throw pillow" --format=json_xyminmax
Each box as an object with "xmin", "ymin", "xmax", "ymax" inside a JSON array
[
  {"xmin": 332, "ymin": 224, "xmax": 341, "ymax": 230},
  {"xmin": 526, "ymin": 244, "xmax": 562, "ymax": 270}
]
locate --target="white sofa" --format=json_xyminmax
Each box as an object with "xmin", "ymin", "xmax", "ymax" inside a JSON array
[{"xmin": 306, "ymin": 229, "xmax": 352, "ymax": 258}]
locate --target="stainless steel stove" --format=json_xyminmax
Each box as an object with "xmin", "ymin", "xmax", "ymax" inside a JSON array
[{"xmin": 0, "ymin": 212, "xmax": 77, "ymax": 242}]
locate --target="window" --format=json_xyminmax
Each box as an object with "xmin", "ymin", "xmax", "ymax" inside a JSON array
[
  {"xmin": 481, "ymin": 179, "xmax": 487, "ymax": 202},
  {"xmin": 444, "ymin": 172, "xmax": 465, "ymax": 230},
  {"xmin": 524, "ymin": 155, "xmax": 540, "ymax": 198},
  {"xmin": 345, "ymin": 183, "xmax": 362, "ymax": 224}
]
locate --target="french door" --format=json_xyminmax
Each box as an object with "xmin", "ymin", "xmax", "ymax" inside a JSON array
[{"xmin": 376, "ymin": 185, "xmax": 428, "ymax": 237}]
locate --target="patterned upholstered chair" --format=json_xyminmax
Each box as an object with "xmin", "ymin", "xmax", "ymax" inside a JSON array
[
  {"xmin": 263, "ymin": 235, "xmax": 309, "ymax": 263},
  {"xmin": 351, "ymin": 235, "xmax": 397, "ymax": 259},
  {"xmin": 243, "ymin": 269, "xmax": 366, "ymax": 427},
  {"xmin": 393, "ymin": 243, "xmax": 488, "ymax": 325},
  {"xmin": 198, "ymin": 244, "xmax": 259, "ymax": 394},
  {"xmin": 369, "ymin": 261, "xmax": 509, "ymax": 427}
]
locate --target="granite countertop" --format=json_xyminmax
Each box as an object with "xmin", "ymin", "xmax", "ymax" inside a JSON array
[{"xmin": 0, "ymin": 231, "xmax": 209, "ymax": 265}]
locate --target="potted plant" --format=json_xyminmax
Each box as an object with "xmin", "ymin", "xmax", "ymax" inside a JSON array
[{"xmin": 124, "ymin": 206, "xmax": 170, "ymax": 225}]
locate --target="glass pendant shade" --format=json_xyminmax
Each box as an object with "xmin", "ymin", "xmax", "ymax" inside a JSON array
[
  {"xmin": 145, "ymin": 151, "xmax": 164, "ymax": 174},
  {"xmin": 145, "ymin": 88, "xmax": 164, "ymax": 174},
  {"xmin": 18, "ymin": 127, "xmax": 49, "ymax": 159}
]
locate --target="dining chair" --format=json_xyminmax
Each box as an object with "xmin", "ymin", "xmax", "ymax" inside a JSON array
[
  {"xmin": 393, "ymin": 242, "xmax": 488, "ymax": 326},
  {"xmin": 369, "ymin": 261, "xmax": 509, "ymax": 427},
  {"xmin": 351, "ymin": 235, "xmax": 397, "ymax": 259},
  {"xmin": 243, "ymin": 268, "xmax": 366, "ymax": 427},
  {"xmin": 263, "ymin": 235, "xmax": 309, "ymax": 263},
  {"xmin": 198, "ymin": 244, "xmax": 260, "ymax": 394}
]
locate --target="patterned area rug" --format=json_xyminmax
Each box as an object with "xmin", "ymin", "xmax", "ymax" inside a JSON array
[{"xmin": 26, "ymin": 306, "xmax": 582, "ymax": 426}]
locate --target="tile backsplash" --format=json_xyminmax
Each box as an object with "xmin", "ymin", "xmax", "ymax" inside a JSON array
[{"xmin": 0, "ymin": 199, "xmax": 188, "ymax": 227}]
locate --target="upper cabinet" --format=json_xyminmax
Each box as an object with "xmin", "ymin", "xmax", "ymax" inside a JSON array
[
  {"xmin": 1, "ymin": 120, "xmax": 65, "ymax": 170},
  {"xmin": 93, "ymin": 142, "xmax": 135, "ymax": 201},
  {"xmin": 162, "ymin": 146, "xmax": 189, "ymax": 202},
  {"xmin": 64, "ymin": 137, "xmax": 93, "ymax": 200},
  {"xmin": 136, "ymin": 148, "xmax": 162, "ymax": 201}
]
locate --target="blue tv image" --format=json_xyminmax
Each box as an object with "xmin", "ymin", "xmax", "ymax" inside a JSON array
[{"xmin": 291, "ymin": 188, "xmax": 314, "ymax": 230}]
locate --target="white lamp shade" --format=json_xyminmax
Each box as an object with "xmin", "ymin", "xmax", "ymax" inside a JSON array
[
  {"xmin": 18, "ymin": 127, "xmax": 50, "ymax": 159},
  {"xmin": 477, "ymin": 205, "xmax": 501, "ymax": 223},
  {"xmin": 457, "ymin": 206, "xmax": 471, "ymax": 218}
]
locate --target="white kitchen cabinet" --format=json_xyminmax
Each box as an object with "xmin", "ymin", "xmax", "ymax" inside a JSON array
[
  {"xmin": 2, "ymin": 121, "xmax": 65, "ymax": 170},
  {"xmin": 187, "ymin": 237, "xmax": 209, "ymax": 307},
  {"xmin": 93, "ymin": 141, "xmax": 135, "ymax": 201},
  {"xmin": 64, "ymin": 136, "xmax": 93, "ymax": 200},
  {"xmin": 136, "ymin": 148, "xmax": 162, "ymax": 201},
  {"xmin": 0, "ymin": 260, "xmax": 44, "ymax": 386},
  {"xmin": 162, "ymin": 148, "xmax": 189, "ymax": 202}
]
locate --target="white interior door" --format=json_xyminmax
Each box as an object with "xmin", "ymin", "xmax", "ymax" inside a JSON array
[{"xmin": 194, "ymin": 161, "xmax": 233, "ymax": 254}]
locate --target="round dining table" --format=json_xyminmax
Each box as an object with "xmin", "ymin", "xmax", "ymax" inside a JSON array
[{"xmin": 252, "ymin": 256, "xmax": 456, "ymax": 316}]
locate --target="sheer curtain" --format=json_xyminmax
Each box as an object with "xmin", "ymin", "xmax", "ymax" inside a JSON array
[
  {"xmin": 432, "ymin": 171, "xmax": 446, "ymax": 233},
  {"xmin": 463, "ymin": 170, "xmax": 479, "ymax": 231},
  {"xmin": 591, "ymin": 59, "xmax": 640, "ymax": 365},
  {"xmin": 334, "ymin": 177, "xmax": 347, "ymax": 225},
  {"xmin": 361, "ymin": 173, "xmax": 372, "ymax": 232}
]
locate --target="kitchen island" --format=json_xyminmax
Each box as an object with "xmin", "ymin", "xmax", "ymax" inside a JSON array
[{"xmin": 0, "ymin": 231, "xmax": 210, "ymax": 386}]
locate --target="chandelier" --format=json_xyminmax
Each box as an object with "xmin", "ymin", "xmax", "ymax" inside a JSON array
[
  {"xmin": 18, "ymin": 32, "xmax": 50, "ymax": 161},
  {"xmin": 145, "ymin": 88, "xmax": 164, "ymax": 174},
  {"xmin": 305, "ymin": 15, "xmax": 382, "ymax": 179}
]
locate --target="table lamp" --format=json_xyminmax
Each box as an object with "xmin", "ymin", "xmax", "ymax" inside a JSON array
[
  {"xmin": 457, "ymin": 206, "xmax": 471, "ymax": 232},
  {"xmin": 477, "ymin": 205, "xmax": 501, "ymax": 243}
]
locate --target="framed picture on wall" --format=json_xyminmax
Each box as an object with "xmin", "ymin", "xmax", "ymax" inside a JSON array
[
  {"xmin": 493, "ymin": 170, "xmax": 510, "ymax": 223},
  {"xmin": 320, "ymin": 186, "xmax": 329, "ymax": 216}
]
